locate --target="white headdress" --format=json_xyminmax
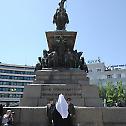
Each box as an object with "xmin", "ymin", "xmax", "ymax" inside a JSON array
[{"xmin": 56, "ymin": 94, "xmax": 68, "ymax": 118}]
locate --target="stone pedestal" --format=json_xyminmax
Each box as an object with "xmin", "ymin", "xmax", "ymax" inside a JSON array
[
  {"xmin": 46, "ymin": 31, "xmax": 77, "ymax": 51},
  {"xmin": 34, "ymin": 69, "xmax": 89, "ymax": 84},
  {"xmin": 20, "ymin": 69, "xmax": 102, "ymax": 107}
]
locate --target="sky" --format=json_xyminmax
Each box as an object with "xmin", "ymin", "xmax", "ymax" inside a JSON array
[{"xmin": 0, "ymin": 0, "xmax": 126, "ymax": 66}]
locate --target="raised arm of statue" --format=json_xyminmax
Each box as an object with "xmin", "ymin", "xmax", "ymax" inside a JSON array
[{"xmin": 59, "ymin": 0, "xmax": 66, "ymax": 10}]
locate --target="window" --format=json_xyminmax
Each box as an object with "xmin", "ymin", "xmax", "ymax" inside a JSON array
[
  {"xmin": 116, "ymin": 74, "xmax": 121, "ymax": 78},
  {"xmin": 96, "ymin": 69, "xmax": 101, "ymax": 72},
  {"xmin": 107, "ymin": 75, "xmax": 112, "ymax": 79}
]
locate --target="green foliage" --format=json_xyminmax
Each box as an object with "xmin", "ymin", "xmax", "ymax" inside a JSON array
[
  {"xmin": 105, "ymin": 81, "xmax": 115, "ymax": 106},
  {"xmin": 116, "ymin": 81, "xmax": 124, "ymax": 102},
  {"xmin": 98, "ymin": 80, "xmax": 126, "ymax": 107}
]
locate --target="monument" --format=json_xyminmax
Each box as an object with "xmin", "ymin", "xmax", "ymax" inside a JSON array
[
  {"xmin": 9, "ymin": 1, "xmax": 126, "ymax": 126},
  {"xmin": 20, "ymin": 0, "xmax": 102, "ymax": 107}
]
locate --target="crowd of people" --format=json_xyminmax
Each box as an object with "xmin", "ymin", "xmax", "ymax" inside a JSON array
[{"xmin": 47, "ymin": 94, "xmax": 75, "ymax": 126}]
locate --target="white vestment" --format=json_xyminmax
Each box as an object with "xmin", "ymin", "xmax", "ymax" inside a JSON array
[{"xmin": 56, "ymin": 94, "xmax": 68, "ymax": 118}]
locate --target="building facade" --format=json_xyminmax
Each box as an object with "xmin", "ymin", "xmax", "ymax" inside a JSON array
[
  {"xmin": 87, "ymin": 62, "xmax": 126, "ymax": 86},
  {"xmin": 0, "ymin": 62, "xmax": 35, "ymax": 106}
]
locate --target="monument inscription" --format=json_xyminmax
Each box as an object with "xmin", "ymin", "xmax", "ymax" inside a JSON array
[{"xmin": 40, "ymin": 85, "xmax": 82, "ymax": 98}]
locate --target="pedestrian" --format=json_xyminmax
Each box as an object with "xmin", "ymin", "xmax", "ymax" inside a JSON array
[
  {"xmin": 67, "ymin": 97, "xmax": 75, "ymax": 126},
  {"xmin": 2, "ymin": 110, "xmax": 14, "ymax": 126},
  {"xmin": 46, "ymin": 98, "xmax": 55, "ymax": 126}
]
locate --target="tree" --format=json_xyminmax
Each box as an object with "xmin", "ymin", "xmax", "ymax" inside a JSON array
[
  {"xmin": 116, "ymin": 81, "xmax": 125, "ymax": 106},
  {"xmin": 98, "ymin": 80, "xmax": 126, "ymax": 107},
  {"xmin": 105, "ymin": 81, "xmax": 115, "ymax": 106}
]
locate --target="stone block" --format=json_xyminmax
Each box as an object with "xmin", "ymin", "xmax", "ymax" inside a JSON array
[
  {"xmin": 82, "ymin": 85, "xmax": 99, "ymax": 98},
  {"xmin": 23, "ymin": 84, "xmax": 41, "ymax": 98},
  {"xmin": 34, "ymin": 69, "xmax": 88, "ymax": 85},
  {"xmin": 85, "ymin": 98, "xmax": 103, "ymax": 107},
  {"xmin": 20, "ymin": 98, "xmax": 39, "ymax": 106},
  {"xmin": 78, "ymin": 80, "xmax": 89, "ymax": 85},
  {"xmin": 102, "ymin": 107, "xmax": 126, "ymax": 123},
  {"xmin": 76, "ymin": 107, "xmax": 103, "ymax": 126},
  {"xmin": 20, "ymin": 107, "xmax": 47, "ymax": 125}
]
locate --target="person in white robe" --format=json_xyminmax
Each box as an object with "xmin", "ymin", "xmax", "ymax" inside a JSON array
[
  {"xmin": 53, "ymin": 94, "xmax": 73, "ymax": 126},
  {"xmin": 56, "ymin": 94, "xmax": 68, "ymax": 119}
]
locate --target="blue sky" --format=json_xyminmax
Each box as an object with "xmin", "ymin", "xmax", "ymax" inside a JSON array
[{"xmin": 0, "ymin": 0, "xmax": 126, "ymax": 66}]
